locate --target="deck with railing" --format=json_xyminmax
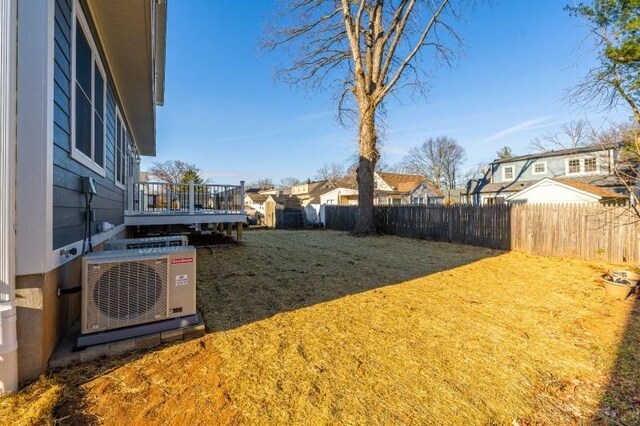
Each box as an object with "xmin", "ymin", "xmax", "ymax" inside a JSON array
[{"xmin": 125, "ymin": 181, "xmax": 246, "ymax": 226}]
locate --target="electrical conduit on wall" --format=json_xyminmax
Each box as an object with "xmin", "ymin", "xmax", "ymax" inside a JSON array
[{"xmin": 0, "ymin": 0, "xmax": 18, "ymax": 394}]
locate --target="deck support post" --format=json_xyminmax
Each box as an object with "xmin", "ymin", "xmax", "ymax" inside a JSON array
[
  {"xmin": 226, "ymin": 222, "xmax": 232, "ymax": 238},
  {"xmin": 236, "ymin": 222, "xmax": 243, "ymax": 241}
]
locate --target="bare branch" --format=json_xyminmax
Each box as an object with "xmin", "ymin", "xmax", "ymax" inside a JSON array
[{"xmin": 377, "ymin": 0, "xmax": 450, "ymax": 102}]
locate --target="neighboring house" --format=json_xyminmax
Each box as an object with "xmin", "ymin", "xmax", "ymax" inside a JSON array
[
  {"xmin": 375, "ymin": 172, "xmax": 444, "ymax": 205},
  {"xmin": 507, "ymin": 178, "xmax": 628, "ymax": 205},
  {"xmin": 410, "ymin": 182, "xmax": 446, "ymax": 205},
  {"xmin": 314, "ymin": 172, "xmax": 444, "ymax": 206},
  {"xmin": 244, "ymin": 192, "xmax": 270, "ymax": 216},
  {"xmin": 320, "ymin": 187, "xmax": 359, "ymax": 205},
  {"xmin": 470, "ymin": 144, "xmax": 628, "ymax": 205},
  {"xmin": 291, "ymin": 180, "xmax": 330, "ymax": 206}
]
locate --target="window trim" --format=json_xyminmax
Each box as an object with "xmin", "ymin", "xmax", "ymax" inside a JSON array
[
  {"xmin": 114, "ymin": 107, "xmax": 126, "ymax": 190},
  {"xmin": 70, "ymin": 0, "xmax": 106, "ymax": 177},
  {"xmin": 502, "ymin": 165, "xmax": 515, "ymax": 181},
  {"xmin": 532, "ymin": 161, "xmax": 547, "ymax": 175}
]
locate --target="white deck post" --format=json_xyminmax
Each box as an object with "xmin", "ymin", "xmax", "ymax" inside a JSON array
[
  {"xmin": 0, "ymin": 0, "xmax": 18, "ymax": 394},
  {"xmin": 189, "ymin": 180, "xmax": 195, "ymax": 213},
  {"xmin": 127, "ymin": 180, "xmax": 134, "ymax": 212},
  {"xmin": 240, "ymin": 180, "xmax": 245, "ymax": 213}
]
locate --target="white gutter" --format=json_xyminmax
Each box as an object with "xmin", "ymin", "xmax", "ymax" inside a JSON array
[{"xmin": 0, "ymin": 0, "xmax": 18, "ymax": 393}]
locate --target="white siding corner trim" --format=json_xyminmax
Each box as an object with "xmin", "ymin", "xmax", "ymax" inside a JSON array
[
  {"xmin": 0, "ymin": 0, "xmax": 18, "ymax": 394},
  {"xmin": 15, "ymin": 0, "xmax": 55, "ymax": 276}
]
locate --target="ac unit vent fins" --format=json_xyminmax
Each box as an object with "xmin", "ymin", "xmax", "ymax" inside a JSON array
[{"xmin": 87, "ymin": 259, "xmax": 167, "ymax": 330}]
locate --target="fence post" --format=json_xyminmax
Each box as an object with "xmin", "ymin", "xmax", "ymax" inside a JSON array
[{"xmin": 189, "ymin": 180, "xmax": 195, "ymax": 213}]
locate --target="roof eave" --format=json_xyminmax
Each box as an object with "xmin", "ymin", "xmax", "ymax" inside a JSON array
[
  {"xmin": 154, "ymin": 0, "xmax": 167, "ymax": 106},
  {"xmin": 86, "ymin": 0, "xmax": 166, "ymax": 157}
]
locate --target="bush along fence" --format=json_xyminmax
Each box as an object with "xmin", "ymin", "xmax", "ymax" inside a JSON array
[{"xmin": 324, "ymin": 204, "xmax": 640, "ymax": 264}]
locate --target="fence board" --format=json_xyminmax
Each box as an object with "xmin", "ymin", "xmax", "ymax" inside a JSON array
[{"xmin": 324, "ymin": 204, "xmax": 640, "ymax": 264}]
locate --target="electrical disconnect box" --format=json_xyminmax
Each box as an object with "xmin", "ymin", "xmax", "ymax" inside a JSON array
[{"xmin": 81, "ymin": 176, "xmax": 97, "ymax": 195}]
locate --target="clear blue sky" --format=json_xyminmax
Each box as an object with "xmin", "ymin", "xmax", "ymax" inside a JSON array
[{"xmin": 143, "ymin": 0, "xmax": 630, "ymax": 184}]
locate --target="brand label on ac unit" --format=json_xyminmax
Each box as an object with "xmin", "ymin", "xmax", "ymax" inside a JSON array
[
  {"xmin": 171, "ymin": 257, "xmax": 193, "ymax": 264},
  {"xmin": 176, "ymin": 274, "xmax": 188, "ymax": 287}
]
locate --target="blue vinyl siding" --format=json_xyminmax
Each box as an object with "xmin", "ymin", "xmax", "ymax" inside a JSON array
[{"xmin": 52, "ymin": 0, "xmax": 124, "ymax": 250}]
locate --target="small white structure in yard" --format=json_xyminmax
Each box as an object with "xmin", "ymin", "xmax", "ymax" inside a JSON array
[{"xmin": 507, "ymin": 178, "xmax": 628, "ymax": 205}]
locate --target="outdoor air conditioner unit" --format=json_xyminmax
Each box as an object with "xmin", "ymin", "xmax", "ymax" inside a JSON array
[
  {"xmin": 78, "ymin": 246, "xmax": 198, "ymax": 347},
  {"xmin": 103, "ymin": 235, "xmax": 189, "ymax": 251}
]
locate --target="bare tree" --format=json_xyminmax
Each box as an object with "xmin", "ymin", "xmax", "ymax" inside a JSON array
[
  {"xmin": 461, "ymin": 162, "xmax": 486, "ymax": 187},
  {"xmin": 315, "ymin": 162, "xmax": 345, "ymax": 184},
  {"xmin": 247, "ymin": 178, "xmax": 275, "ymax": 190},
  {"xmin": 529, "ymin": 120, "xmax": 590, "ymax": 152},
  {"xmin": 278, "ymin": 177, "xmax": 302, "ymax": 189},
  {"xmin": 149, "ymin": 160, "xmax": 203, "ymax": 184},
  {"xmin": 267, "ymin": 0, "xmax": 468, "ymax": 234},
  {"xmin": 400, "ymin": 136, "xmax": 465, "ymax": 191}
]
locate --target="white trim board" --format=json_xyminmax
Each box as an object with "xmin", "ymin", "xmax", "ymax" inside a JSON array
[
  {"xmin": 51, "ymin": 223, "xmax": 125, "ymax": 270},
  {"xmin": 0, "ymin": 0, "xmax": 16, "ymax": 302},
  {"xmin": 15, "ymin": 0, "xmax": 55, "ymax": 276},
  {"xmin": 125, "ymin": 213, "xmax": 246, "ymax": 227}
]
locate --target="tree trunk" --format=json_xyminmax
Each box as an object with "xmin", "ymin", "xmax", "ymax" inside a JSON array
[{"xmin": 354, "ymin": 103, "xmax": 378, "ymax": 235}]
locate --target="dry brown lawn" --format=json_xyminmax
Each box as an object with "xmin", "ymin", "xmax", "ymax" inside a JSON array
[{"xmin": 1, "ymin": 230, "xmax": 639, "ymax": 425}]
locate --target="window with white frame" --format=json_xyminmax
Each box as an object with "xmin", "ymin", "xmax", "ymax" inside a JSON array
[
  {"xmin": 584, "ymin": 157, "xmax": 597, "ymax": 173},
  {"xmin": 72, "ymin": 11, "xmax": 106, "ymax": 173},
  {"xmin": 503, "ymin": 165, "xmax": 515, "ymax": 181},
  {"xmin": 567, "ymin": 159, "xmax": 580, "ymax": 174},
  {"xmin": 533, "ymin": 162, "xmax": 546, "ymax": 174}
]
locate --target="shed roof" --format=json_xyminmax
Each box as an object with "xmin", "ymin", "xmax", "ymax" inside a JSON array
[{"xmin": 552, "ymin": 179, "xmax": 627, "ymax": 199}]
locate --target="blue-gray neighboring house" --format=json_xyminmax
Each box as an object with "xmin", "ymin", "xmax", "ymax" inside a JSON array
[{"xmin": 468, "ymin": 144, "xmax": 630, "ymax": 205}]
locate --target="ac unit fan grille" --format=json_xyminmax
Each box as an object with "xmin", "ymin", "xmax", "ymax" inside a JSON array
[{"xmin": 86, "ymin": 259, "xmax": 168, "ymax": 331}]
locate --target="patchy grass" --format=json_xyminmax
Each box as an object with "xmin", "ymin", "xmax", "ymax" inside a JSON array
[{"xmin": 1, "ymin": 230, "xmax": 638, "ymax": 424}]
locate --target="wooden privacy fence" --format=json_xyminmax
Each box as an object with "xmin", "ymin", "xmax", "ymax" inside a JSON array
[{"xmin": 324, "ymin": 204, "xmax": 640, "ymax": 264}]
